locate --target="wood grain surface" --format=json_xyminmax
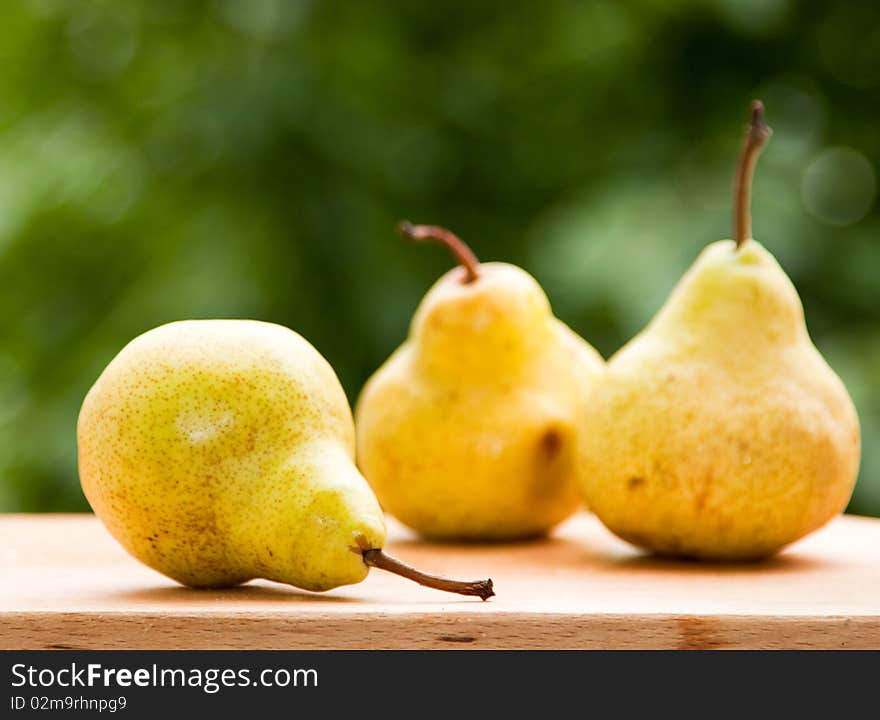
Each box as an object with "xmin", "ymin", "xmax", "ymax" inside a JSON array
[{"xmin": 2, "ymin": 512, "xmax": 879, "ymax": 649}]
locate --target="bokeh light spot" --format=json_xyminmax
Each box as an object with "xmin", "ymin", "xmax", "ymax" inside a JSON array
[{"xmin": 801, "ymin": 147, "xmax": 876, "ymax": 227}]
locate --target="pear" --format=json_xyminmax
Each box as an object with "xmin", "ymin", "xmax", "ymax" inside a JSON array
[
  {"xmin": 578, "ymin": 102, "xmax": 860, "ymax": 560},
  {"xmin": 355, "ymin": 223, "xmax": 604, "ymax": 540},
  {"xmin": 78, "ymin": 320, "xmax": 493, "ymax": 598}
]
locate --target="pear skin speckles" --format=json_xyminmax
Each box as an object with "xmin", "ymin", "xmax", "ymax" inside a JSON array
[
  {"xmin": 578, "ymin": 241, "xmax": 860, "ymax": 560},
  {"xmin": 78, "ymin": 320, "xmax": 386, "ymax": 591}
]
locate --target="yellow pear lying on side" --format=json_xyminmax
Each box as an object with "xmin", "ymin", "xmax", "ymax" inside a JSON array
[
  {"xmin": 356, "ymin": 223, "xmax": 604, "ymax": 540},
  {"xmin": 578, "ymin": 102, "xmax": 860, "ymax": 560},
  {"xmin": 78, "ymin": 319, "xmax": 493, "ymax": 598}
]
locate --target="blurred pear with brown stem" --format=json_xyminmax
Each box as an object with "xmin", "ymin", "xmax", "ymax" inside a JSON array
[{"xmin": 356, "ymin": 223, "xmax": 604, "ymax": 540}]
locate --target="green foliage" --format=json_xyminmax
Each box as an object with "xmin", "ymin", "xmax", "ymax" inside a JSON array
[{"xmin": 1, "ymin": 0, "xmax": 878, "ymax": 514}]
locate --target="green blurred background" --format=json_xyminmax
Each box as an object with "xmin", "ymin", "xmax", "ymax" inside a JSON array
[{"xmin": 1, "ymin": 0, "xmax": 877, "ymax": 515}]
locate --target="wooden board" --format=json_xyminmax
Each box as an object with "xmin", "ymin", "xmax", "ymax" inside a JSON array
[{"xmin": 2, "ymin": 512, "xmax": 879, "ymax": 649}]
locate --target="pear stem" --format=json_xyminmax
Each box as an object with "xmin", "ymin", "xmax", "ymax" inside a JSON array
[
  {"xmin": 397, "ymin": 221, "xmax": 481, "ymax": 283},
  {"xmin": 362, "ymin": 548, "xmax": 495, "ymax": 600},
  {"xmin": 733, "ymin": 100, "xmax": 772, "ymax": 249}
]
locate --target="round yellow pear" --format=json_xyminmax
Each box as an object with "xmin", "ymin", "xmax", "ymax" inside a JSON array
[
  {"xmin": 356, "ymin": 223, "xmax": 604, "ymax": 540},
  {"xmin": 578, "ymin": 102, "xmax": 860, "ymax": 560},
  {"xmin": 78, "ymin": 319, "xmax": 492, "ymax": 598}
]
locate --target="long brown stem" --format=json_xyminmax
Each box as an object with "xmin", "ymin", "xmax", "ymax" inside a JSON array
[
  {"xmin": 363, "ymin": 548, "xmax": 495, "ymax": 600},
  {"xmin": 733, "ymin": 100, "xmax": 772, "ymax": 249},
  {"xmin": 397, "ymin": 221, "xmax": 481, "ymax": 283}
]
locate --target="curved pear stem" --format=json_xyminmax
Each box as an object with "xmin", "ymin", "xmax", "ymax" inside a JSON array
[
  {"xmin": 733, "ymin": 100, "xmax": 772, "ymax": 249},
  {"xmin": 362, "ymin": 548, "xmax": 495, "ymax": 600},
  {"xmin": 397, "ymin": 221, "xmax": 481, "ymax": 283}
]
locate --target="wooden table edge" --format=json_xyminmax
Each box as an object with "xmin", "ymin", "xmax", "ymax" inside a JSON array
[{"xmin": 2, "ymin": 610, "xmax": 877, "ymax": 650}]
